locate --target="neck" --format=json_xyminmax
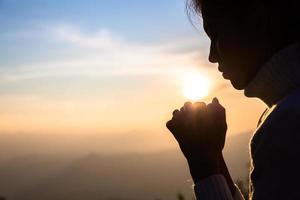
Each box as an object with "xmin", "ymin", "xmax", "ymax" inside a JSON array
[{"xmin": 244, "ymin": 43, "xmax": 300, "ymax": 107}]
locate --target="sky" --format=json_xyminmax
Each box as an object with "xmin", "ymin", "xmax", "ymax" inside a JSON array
[{"xmin": 0, "ymin": 0, "xmax": 266, "ymax": 152}]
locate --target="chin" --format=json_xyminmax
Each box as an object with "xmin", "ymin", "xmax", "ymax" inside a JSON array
[
  {"xmin": 229, "ymin": 78, "xmax": 247, "ymax": 90},
  {"xmin": 222, "ymin": 71, "xmax": 248, "ymax": 90}
]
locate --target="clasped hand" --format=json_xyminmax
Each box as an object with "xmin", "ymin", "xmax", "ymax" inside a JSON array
[{"xmin": 166, "ymin": 98, "xmax": 227, "ymax": 181}]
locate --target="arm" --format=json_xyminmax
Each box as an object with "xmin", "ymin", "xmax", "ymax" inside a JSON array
[
  {"xmin": 166, "ymin": 98, "xmax": 244, "ymax": 199},
  {"xmin": 191, "ymin": 154, "xmax": 245, "ymax": 199},
  {"xmin": 188, "ymin": 154, "xmax": 235, "ymax": 194}
]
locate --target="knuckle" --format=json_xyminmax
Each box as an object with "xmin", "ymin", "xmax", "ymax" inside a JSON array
[
  {"xmin": 206, "ymin": 103, "xmax": 214, "ymax": 109},
  {"xmin": 184, "ymin": 101, "xmax": 192, "ymax": 107},
  {"xmin": 180, "ymin": 106, "xmax": 185, "ymax": 112},
  {"xmin": 172, "ymin": 109, "xmax": 179, "ymax": 115},
  {"xmin": 166, "ymin": 120, "xmax": 173, "ymax": 129},
  {"xmin": 194, "ymin": 101, "xmax": 206, "ymax": 107}
]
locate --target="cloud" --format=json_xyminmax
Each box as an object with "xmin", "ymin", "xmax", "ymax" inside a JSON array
[
  {"xmin": 50, "ymin": 24, "xmax": 208, "ymax": 53},
  {"xmin": 50, "ymin": 24, "xmax": 122, "ymax": 50},
  {"xmin": 0, "ymin": 23, "xmax": 211, "ymax": 82}
]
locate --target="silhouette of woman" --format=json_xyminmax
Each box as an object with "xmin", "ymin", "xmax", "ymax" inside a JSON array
[{"xmin": 166, "ymin": 0, "xmax": 300, "ymax": 199}]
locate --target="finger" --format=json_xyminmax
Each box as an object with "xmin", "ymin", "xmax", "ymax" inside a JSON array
[
  {"xmin": 211, "ymin": 98, "xmax": 226, "ymax": 121},
  {"xmin": 212, "ymin": 97, "xmax": 225, "ymax": 110},
  {"xmin": 193, "ymin": 101, "xmax": 207, "ymax": 117},
  {"xmin": 191, "ymin": 102, "xmax": 208, "ymax": 128},
  {"xmin": 207, "ymin": 102, "xmax": 227, "ymax": 128},
  {"xmin": 166, "ymin": 119, "xmax": 181, "ymax": 133},
  {"xmin": 193, "ymin": 101, "xmax": 206, "ymax": 110},
  {"xmin": 179, "ymin": 106, "xmax": 189, "ymax": 122},
  {"xmin": 212, "ymin": 97, "xmax": 219, "ymax": 104},
  {"xmin": 207, "ymin": 102, "xmax": 225, "ymax": 119},
  {"xmin": 180, "ymin": 106, "xmax": 185, "ymax": 112},
  {"xmin": 166, "ymin": 119, "xmax": 184, "ymax": 141},
  {"xmin": 172, "ymin": 109, "xmax": 180, "ymax": 116},
  {"xmin": 174, "ymin": 111, "xmax": 190, "ymax": 128},
  {"xmin": 172, "ymin": 109, "xmax": 182, "ymax": 122},
  {"xmin": 166, "ymin": 120, "xmax": 174, "ymax": 130},
  {"xmin": 184, "ymin": 101, "xmax": 193, "ymax": 112},
  {"xmin": 166, "ymin": 120, "xmax": 179, "ymax": 136},
  {"xmin": 180, "ymin": 102, "xmax": 193, "ymax": 120},
  {"xmin": 183, "ymin": 101, "xmax": 194, "ymax": 121},
  {"xmin": 171, "ymin": 108, "xmax": 188, "ymax": 129}
]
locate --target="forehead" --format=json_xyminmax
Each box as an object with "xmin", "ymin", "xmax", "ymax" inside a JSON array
[
  {"xmin": 202, "ymin": 10, "xmax": 244, "ymax": 35},
  {"xmin": 201, "ymin": 1, "xmax": 246, "ymax": 29},
  {"xmin": 202, "ymin": 15, "xmax": 228, "ymax": 34}
]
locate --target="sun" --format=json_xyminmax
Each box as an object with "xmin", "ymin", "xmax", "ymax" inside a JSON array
[{"xmin": 182, "ymin": 72, "xmax": 211, "ymax": 101}]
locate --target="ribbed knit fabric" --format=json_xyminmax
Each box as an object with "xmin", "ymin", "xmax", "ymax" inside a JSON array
[
  {"xmin": 194, "ymin": 175, "xmax": 236, "ymax": 200},
  {"xmin": 194, "ymin": 175, "xmax": 245, "ymax": 199},
  {"xmin": 244, "ymin": 43, "xmax": 300, "ymax": 107}
]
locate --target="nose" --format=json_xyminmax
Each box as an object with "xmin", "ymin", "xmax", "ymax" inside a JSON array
[{"xmin": 208, "ymin": 41, "xmax": 219, "ymax": 63}]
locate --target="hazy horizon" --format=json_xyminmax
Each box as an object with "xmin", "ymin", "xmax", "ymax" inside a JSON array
[{"xmin": 0, "ymin": 132, "xmax": 251, "ymax": 200}]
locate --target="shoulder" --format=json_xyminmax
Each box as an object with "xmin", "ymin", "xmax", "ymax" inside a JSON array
[
  {"xmin": 264, "ymin": 88, "xmax": 300, "ymax": 127},
  {"xmin": 276, "ymin": 88, "xmax": 300, "ymax": 114},
  {"xmin": 251, "ymin": 89, "xmax": 300, "ymax": 155}
]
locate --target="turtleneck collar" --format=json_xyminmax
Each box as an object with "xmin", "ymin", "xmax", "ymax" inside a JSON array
[{"xmin": 244, "ymin": 43, "xmax": 300, "ymax": 107}]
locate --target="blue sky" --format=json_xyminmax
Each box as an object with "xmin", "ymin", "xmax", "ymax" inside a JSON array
[
  {"xmin": 0, "ymin": 0, "xmax": 198, "ymax": 41},
  {"xmin": 0, "ymin": 0, "xmax": 207, "ymax": 74},
  {"xmin": 0, "ymin": 0, "xmax": 207, "ymax": 93}
]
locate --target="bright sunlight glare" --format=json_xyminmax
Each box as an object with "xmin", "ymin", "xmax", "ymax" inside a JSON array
[{"xmin": 182, "ymin": 72, "xmax": 211, "ymax": 101}]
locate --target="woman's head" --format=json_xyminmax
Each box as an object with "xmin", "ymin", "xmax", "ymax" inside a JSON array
[{"xmin": 188, "ymin": 0, "xmax": 300, "ymax": 89}]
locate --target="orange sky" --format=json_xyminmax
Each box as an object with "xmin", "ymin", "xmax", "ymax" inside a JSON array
[{"xmin": 0, "ymin": 64, "xmax": 266, "ymax": 136}]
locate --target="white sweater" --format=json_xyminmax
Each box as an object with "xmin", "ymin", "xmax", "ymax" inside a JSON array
[{"xmin": 194, "ymin": 43, "xmax": 300, "ymax": 199}]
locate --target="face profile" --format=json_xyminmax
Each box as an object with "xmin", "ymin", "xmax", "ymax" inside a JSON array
[
  {"xmin": 202, "ymin": 14, "xmax": 269, "ymax": 90},
  {"xmin": 199, "ymin": 1, "xmax": 298, "ymax": 91}
]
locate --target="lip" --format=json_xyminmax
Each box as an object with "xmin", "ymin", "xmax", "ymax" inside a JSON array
[
  {"xmin": 218, "ymin": 65, "xmax": 224, "ymax": 73},
  {"xmin": 218, "ymin": 65, "xmax": 228, "ymax": 78},
  {"xmin": 222, "ymin": 71, "xmax": 230, "ymax": 79}
]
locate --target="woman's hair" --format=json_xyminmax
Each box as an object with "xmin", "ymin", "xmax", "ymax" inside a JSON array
[
  {"xmin": 187, "ymin": 0, "xmax": 299, "ymax": 17},
  {"xmin": 187, "ymin": 0, "xmax": 300, "ymax": 39},
  {"xmin": 187, "ymin": 0, "xmax": 252, "ymax": 20}
]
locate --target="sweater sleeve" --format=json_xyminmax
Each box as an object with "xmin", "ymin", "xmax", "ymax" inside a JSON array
[{"xmin": 194, "ymin": 174, "xmax": 245, "ymax": 200}]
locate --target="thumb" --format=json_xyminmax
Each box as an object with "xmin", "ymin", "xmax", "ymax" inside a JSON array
[{"xmin": 208, "ymin": 98, "xmax": 227, "ymax": 128}]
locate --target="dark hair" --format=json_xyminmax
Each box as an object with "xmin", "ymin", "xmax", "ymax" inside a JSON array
[
  {"xmin": 187, "ymin": 0, "xmax": 300, "ymax": 39},
  {"xmin": 187, "ymin": 0, "xmax": 299, "ymax": 18},
  {"xmin": 189, "ymin": 0, "xmax": 258, "ymax": 19}
]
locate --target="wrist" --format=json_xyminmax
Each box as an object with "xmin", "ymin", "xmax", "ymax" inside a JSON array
[
  {"xmin": 187, "ymin": 154, "xmax": 222, "ymax": 183},
  {"xmin": 219, "ymin": 155, "xmax": 237, "ymax": 195}
]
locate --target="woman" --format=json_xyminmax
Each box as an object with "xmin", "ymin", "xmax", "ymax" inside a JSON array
[{"xmin": 166, "ymin": 0, "xmax": 300, "ymax": 199}]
